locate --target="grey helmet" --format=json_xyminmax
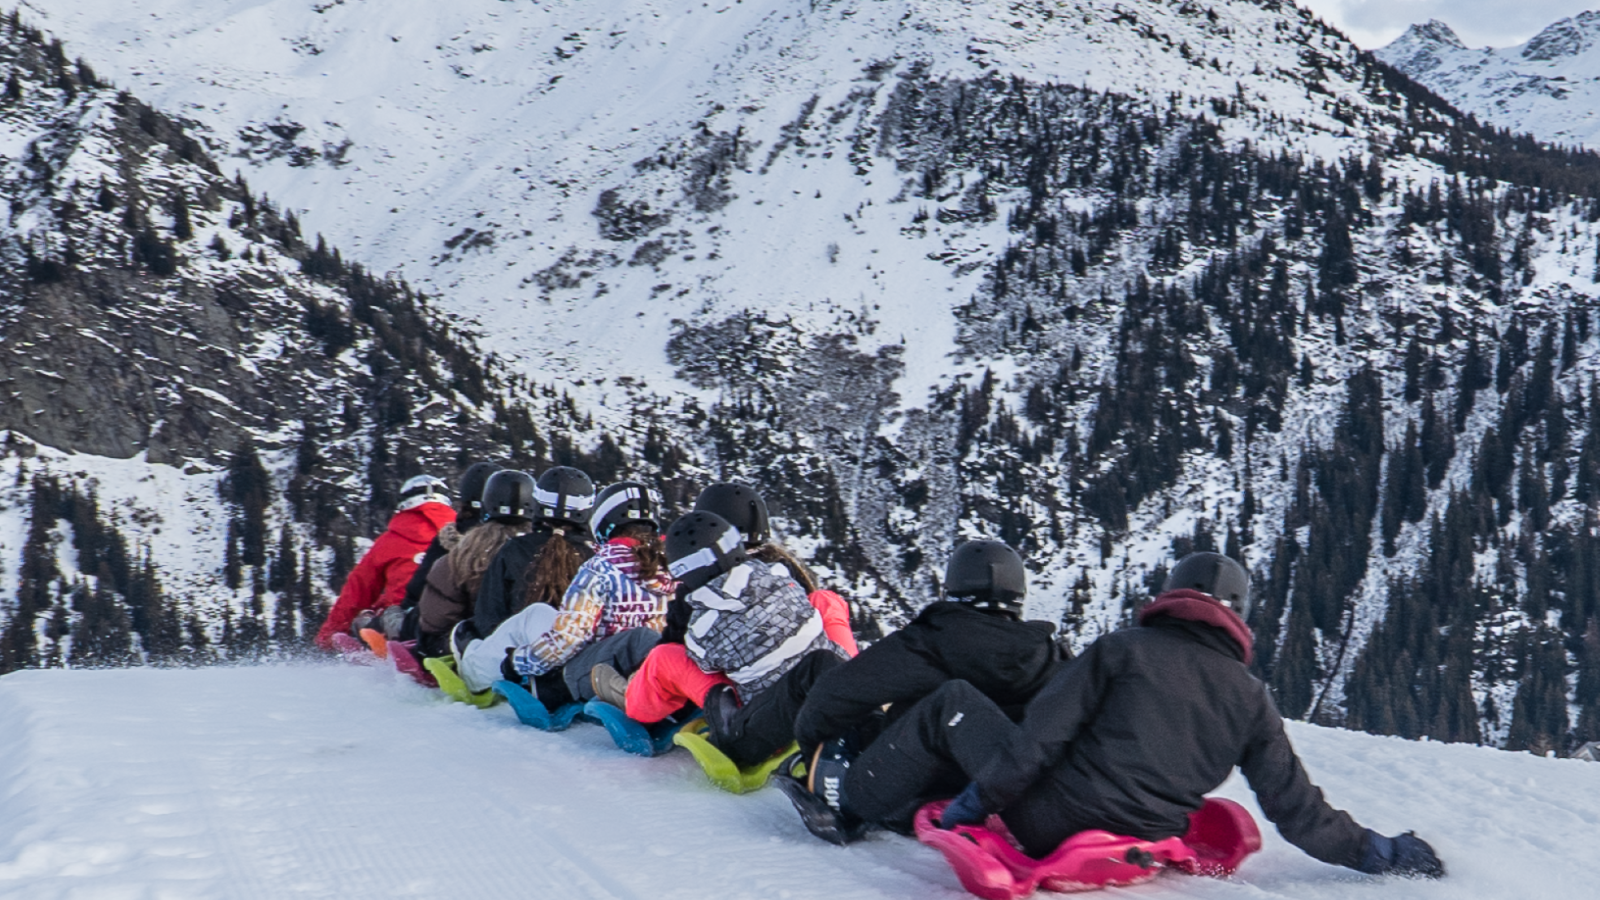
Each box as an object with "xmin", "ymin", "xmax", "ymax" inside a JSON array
[
  {"xmin": 666, "ymin": 511, "xmax": 747, "ymax": 593},
  {"xmin": 1163, "ymin": 552, "xmax": 1251, "ymax": 620},
  {"xmin": 480, "ymin": 470, "xmax": 536, "ymax": 524},
  {"xmin": 944, "ymin": 540, "xmax": 1027, "ymax": 616},
  {"xmin": 533, "ymin": 466, "xmax": 595, "ymax": 527},
  {"xmin": 397, "ymin": 474, "xmax": 449, "ymax": 512},
  {"xmin": 590, "ymin": 481, "xmax": 662, "ymax": 541},
  {"xmin": 694, "ymin": 482, "xmax": 771, "ymax": 546}
]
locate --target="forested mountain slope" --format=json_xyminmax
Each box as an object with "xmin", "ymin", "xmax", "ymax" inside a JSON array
[{"xmin": 10, "ymin": 1, "xmax": 1600, "ymax": 753}]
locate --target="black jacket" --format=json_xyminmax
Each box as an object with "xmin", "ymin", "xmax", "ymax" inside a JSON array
[
  {"xmin": 401, "ymin": 534, "xmax": 451, "ymax": 611},
  {"xmin": 469, "ymin": 526, "xmax": 593, "ymax": 640},
  {"xmin": 793, "ymin": 601, "xmax": 1063, "ymax": 750},
  {"xmin": 975, "ymin": 599, "xmax": 1366, "ymax": 867}
]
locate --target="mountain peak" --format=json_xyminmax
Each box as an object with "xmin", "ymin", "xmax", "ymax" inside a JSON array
[
  {"xmin": 1522, "ymin": 11, "xmax": 1600, "ymax": 61},
  {"xmin": 1403, "ymin": 19, "xmax": 1467, "ymax": 51}
]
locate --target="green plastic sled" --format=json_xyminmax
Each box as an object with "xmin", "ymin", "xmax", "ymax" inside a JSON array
[
  {"xmin": 422, "ymin": 656, "xmax": 500, "ymax": 709},
  {"xmin": 672, "ymin": 719, "xmax": 796, "ymax": 794}
]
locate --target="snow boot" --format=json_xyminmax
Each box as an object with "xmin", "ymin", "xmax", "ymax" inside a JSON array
[
  {"xmin": 590, "ymin": 663, "xmax": 630, "ymax": 709},
  {"xmin": 702, "ymin": 684, "xmax": 743, "ymax": 750},
  {"xmin": 774, "ymin": 741, "xmax": 867, "ymax": 845}
]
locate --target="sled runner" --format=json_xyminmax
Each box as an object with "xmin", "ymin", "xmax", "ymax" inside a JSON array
[
  {"xmin": 387, "ymin": 641, "xmax": 438, "ymax": 688},
  {"xmin": 490, "ymin": 680, "xmax": 588, "ymax": 731},
  {"xmin": 332, "ymin": 632, "xmax": 379, "ymax": 664},
  {"xmin": 913, "ymin": 797, "xmax": 1261, "ymax": 899},
  {"xmin": 422, "ymin": 656, "xmax": 501, "ymax": 709},
  {"xmin": 583, "ymin": 699, "xmax": 693, "ymax": 757},
  {"xmin": 672, "ymin": 720, "xmax": 793, "ymax": 793},
  {"xmin": 358, "ymin": 628, "xmax": 389, "ymax": 659}
]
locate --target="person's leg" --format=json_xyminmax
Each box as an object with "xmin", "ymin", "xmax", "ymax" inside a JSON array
[
  {"xmin": 624, "ymin": 642, "xmax": 729, "ymax": 723},
  {"xmin": 561, "ymin": 628, "xmax": 661, "ymax": 702},
  {"xmin": 719, "ymin": 649, "xmax": 843, "ymax": 768},
  {"xmin": 460, "ymin": 603, "xmax": 558, "ymax": 692},
  {"xmin": 843, "ymin": 679, "xmax": 1016, "ymax": 832}
]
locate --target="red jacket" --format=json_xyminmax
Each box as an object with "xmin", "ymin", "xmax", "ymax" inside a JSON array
[{"xmin": 316, "ymin": 502, "xmax": 455, "ymax": 649}]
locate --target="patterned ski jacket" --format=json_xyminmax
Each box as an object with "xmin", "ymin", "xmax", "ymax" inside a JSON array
[
  {"xmin": 512, "ymin": 537, "xmax": 675, "ymax": 677},
  {"xmin": 685, "ymin": 559, "xmax": 844, "ymax": 698}
]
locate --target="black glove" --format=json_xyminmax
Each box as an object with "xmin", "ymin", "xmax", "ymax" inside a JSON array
[
  {"xmin": 940, "ymin": 782, "xmax": 988, "ymax": 829},
  {"xmin": 501, "ymin": 647, "xmax": 520, "ymax": 683},
  {"xmin": 1356, "ymin": 830, "xmax": 1444, "ymax": 878}
]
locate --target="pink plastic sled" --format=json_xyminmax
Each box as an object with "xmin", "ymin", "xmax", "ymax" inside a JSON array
[
  {"xmin": 913, "ymin": 797, "xmax": 1261, "ymax": 899},
  {"xmin": 387, "ymin": 640, "xmax": 439, "ymax": 688}
]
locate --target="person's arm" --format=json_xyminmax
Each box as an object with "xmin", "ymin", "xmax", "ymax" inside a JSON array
[
  {"xmin": 792, "ymin": 633, "xmax": 950, "ymax": 749},
  {"xmin": 971, "ymin": 639, "xmax": 1111, "ymax": 812},
  {"xmin": 513, "ymin": 563, "xmax": 607, "ymax": 677},
  {"xmin": 1238, "ymin": 691, "xmax": 1368, "ymax": 869},
  {"xmin": 401, "ymin": 537, "xmax": 444, "ymax": 610},
  {"xmin": 316, "ymin": 545, "xmax": 381, "ymax": 649},
  {"xmin": 417, "ymin": 555, "xmax": 465, "ymax": 637},
  {"xmin": 808, "ymin": 590, "xmax": 858, "ymax": 656}
]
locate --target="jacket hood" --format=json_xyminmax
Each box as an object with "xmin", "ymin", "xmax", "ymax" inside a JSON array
[
  {"xmin": 1138, "ymin": 589, "xmax": 1253, "ymax": 665},
  {"xmin": 387, "ymin": 502, "xmax": 456, "ymax": 544}
]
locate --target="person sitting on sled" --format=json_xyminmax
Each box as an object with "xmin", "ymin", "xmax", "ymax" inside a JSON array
[
  {"xmin": 315, "ymin": 474, "xmax": 455, "ymax": 650},
  {"xmin": 608, "ymin": 509, "xmax": 854, "ymax": 768},
  {"xmin": 395, "ymin": 461, "xmax": 500, "ymax": 638},
  {"xmin": 413, "ymin": 470, "xmax": 536, "ymax": 658},
  {"xmin": 466, "ymin": 465, "xmax": 597, "ymax": 642},
  {"xmin": 455, "ymin": 481, "xmax": 675, "ymax": 699},
  {"xmin": 779, "ymin": 539, "xmax": 1068, "ymax": 843},
  {"xmin": 799, "ymin": 551, "xmax": 1446, "ymax": 879}
]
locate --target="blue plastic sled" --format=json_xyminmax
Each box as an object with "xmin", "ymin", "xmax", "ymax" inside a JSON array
[
  {"xmin": 582, "ymin": 699, "xmax": 696, "ymax": 756},
  {"xmin": 491, "ymin": 680, "xmax": 587, "ymax": 731}
]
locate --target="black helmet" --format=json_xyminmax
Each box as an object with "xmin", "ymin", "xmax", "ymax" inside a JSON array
[
  {"xmin": 1164, "ymin": 552, "xmax": 1251, "ymax": 619},
  {"xmin": 666, "ymin": 511, "xmax": 748, "ymax": 593},
  {"xmin": 591, "ymin": 481, "xmax": 661, "ymax": 541},
  {"xmin": 458, "ymin": 462, "xmax": 501, "ymax": 516},
  {"xmin": 944, "ymin": 540, "xmax": 1027, "ymax": 615},
  {"xmin": 397, "ymin": 474, "xmax": 449, "ymax": 512},
  {"xmin": 480, "ymin": 470, "xmax": 536, "ymax": 523},
  {"xmin": 694, "ymin": 482, "xmax": 770, "ymax": 546},
  {"xmin": 533, "ymin": 466, "xmax": 595, "ymax": 526}
]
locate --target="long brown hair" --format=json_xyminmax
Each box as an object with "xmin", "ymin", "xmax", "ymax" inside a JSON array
[
  {"xmin": 616, "ymin": 521, "xmax": 668, "ymax": 583},
  {"xmin": 522, "ymin": 526, "xmax": 585, "ymax": 610},
  {"xmin": 751, "ymin": 542, "xmax": 818, "ymax": 593},
  {"xmin": 450, "ymin": 521, "xmax": 527, "ymax": 599}
]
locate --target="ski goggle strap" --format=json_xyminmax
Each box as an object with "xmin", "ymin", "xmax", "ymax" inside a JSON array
[
  {"xmin": 668, "ymin": 526, "xmax": 743, "ymax": 578},
  {"xmin": 592, "ymin": 486, "xmax": 643, "ymax": 528},
  {"xmin": 534, "ymin": 485, "xmax": 595, "ymax": 516}
]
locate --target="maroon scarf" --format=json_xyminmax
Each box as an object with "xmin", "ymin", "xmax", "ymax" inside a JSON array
[{"xmin": 1137, "ymin": 589, "xmax": 1253, "ymax": 665}]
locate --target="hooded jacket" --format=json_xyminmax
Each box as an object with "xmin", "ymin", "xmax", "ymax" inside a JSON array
[
  {"xmin": 316, "ymin": 502, "xmax": 455, "ymax": 649},
  {"xmin": 470, "ymin": 524, "xmax": 594, "ymax": 640},
  {"xmin": 685, "ymin": 559, "xmax": 846, "ymax": 698},
  {"xmin": 793, "ymin": 601, "xmax": 1064, "ymax": 751},
  {"xmin": 511, "ymin": 537, "xmax": 676, "ymax": 678},
  {"xmin": 972, "ymin": 589, "xmax": 1366, "ymax": 866}
]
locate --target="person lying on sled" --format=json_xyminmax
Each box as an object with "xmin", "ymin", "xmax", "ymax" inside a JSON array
[{"xmin": 811, "ymin": 551, "xmax": 1444, "ymax": 879}]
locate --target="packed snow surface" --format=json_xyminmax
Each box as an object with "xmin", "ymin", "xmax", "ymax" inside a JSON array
[{"xmin": 0, "ymin": 664, "xmax": 1590, "ymax": 899}]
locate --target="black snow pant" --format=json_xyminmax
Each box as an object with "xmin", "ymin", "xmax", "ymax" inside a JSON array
[
  {"xmin": 535, "ymin": 628, "xmax": 661, "ymax": 710},
  {"xmin": 842, "ymin": 678, "xmax": 1100, "ymax": 856},
  {"xmin": 842, "ymin": 679, "xmax": 1019, "ymax": 836},
  {"xmin": 719, "ymin": 649, "xmax": 844, "ymax": 768}
]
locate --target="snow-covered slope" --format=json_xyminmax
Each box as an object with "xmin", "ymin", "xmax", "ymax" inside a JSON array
[
  {"xmin": 0, "ymin": 663, "xmax": 1590, "ymax": 898},
  {"xmin": 1378, "ymin": 15, "xmax": 1600, "ymax": 150},
  {"xmin": 23, "ymin": 0, "xmax": 1385, "ymax": 395}
]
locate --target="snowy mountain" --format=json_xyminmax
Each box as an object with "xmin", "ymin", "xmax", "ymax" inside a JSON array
[
  {"xmin": 0, "ymin": 17, "xmax": 656, "ymax": 669},
  {"xmin": 1377, "ymin": 14, "xmax": 1600, "ymax": 150},
  {"xmin": 7, "ymin": 0, "xmax": 1600, "ymax": 757},
  {"xmin": 1, "ymin": 662, "xmax": 1591, "ymax": 898}
]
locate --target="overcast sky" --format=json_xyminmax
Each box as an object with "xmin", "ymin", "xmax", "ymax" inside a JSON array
[{"xmin": 1298, "ymin": 0, "xmax": 1600, "ymax": 50}]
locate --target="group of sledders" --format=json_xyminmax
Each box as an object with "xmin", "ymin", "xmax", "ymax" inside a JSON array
[{"xmin": 319, "ymin": 466, "xmax": 1445, "ymax": 897}]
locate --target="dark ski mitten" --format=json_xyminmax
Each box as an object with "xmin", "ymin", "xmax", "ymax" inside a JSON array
[
  {"xmin": 501, "ymin": 647, "xmax": 520, "ymax": 683},
  {"xmin": 1356, "ymin": 830, "xmax": 1444, "ymax": 878}
]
